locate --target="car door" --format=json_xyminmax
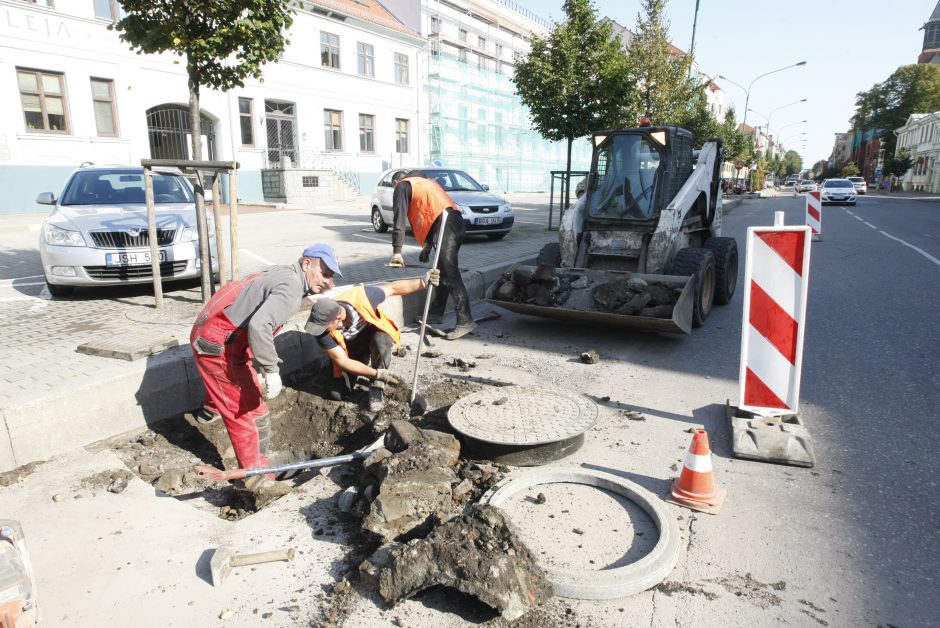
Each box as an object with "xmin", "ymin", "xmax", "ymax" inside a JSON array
[{"xmin": 377, "ymin": 171, "xmax": 402, "ymax": 223}]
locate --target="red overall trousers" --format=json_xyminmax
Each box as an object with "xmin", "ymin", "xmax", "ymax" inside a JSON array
[{"xmin": 190, "ymin": 276, "xmax": 270, "ymax": 471}]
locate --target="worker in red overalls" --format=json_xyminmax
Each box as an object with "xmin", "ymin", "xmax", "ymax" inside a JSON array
[
  {"xmin": 189, "ymin": 243, "xmax": 341, "ymax": 501},
  {"xmin": 388, "ymin": 171, "xmax": 475, "ymax": 340}
]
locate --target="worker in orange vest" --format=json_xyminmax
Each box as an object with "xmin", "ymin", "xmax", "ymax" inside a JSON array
[
  {"xmin": 388, "ymin": 171, "xmax": 475, "ymax": 340},
  {"xmin": 305, "ymin": 270, "xmax": 439, "ymax": 412}
]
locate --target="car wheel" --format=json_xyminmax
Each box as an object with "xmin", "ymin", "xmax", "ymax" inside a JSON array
[
  {"xmin": 704, "ymin": 237, "xmax": 738, "ymax": 306},
  {"xmin": 45, "ymin": 279, "xmax": 74, "ymax": 297},
  {"xmin": 371, "ymin": 206, "xmax": 388, "ymax": 233},
  {"xmin": 487, "ymin": 232, "xmax": 508, "ymax": 241},
  {"xmin": 671, "ymin": 248, "xmax": 716, "ymax": 329}
]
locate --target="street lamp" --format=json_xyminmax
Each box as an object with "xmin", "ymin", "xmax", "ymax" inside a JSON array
[
  {"xmin": 777, "ymin": 119, "xmax": 808, "ymax": 138},
  {"xmin": 781, "ymin": 132, "xmax": 806, "ymax": 146},
  {"xmin": 741, "ymin": 61, "xmax": 807, "ymax": 130},
  {"xmin": 767, "ymin": 98, "xmax": 807, "ymax": 141}
]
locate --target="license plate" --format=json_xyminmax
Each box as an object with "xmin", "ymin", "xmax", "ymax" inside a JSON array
[
  {"xmin": 106, "ymin": 250, "xmax": 167, "ymax": 266},
  {"xmin": 475, "ymin": 216, "xmax": 503, "ymax": 226}
]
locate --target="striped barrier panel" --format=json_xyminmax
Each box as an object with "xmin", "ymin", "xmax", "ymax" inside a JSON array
[
  {"xmin": 805, "ymin": 191, "xmax": 821, "ymax": 239},
  {"xmin": 738, "ymin": 214, "xmax": 812, "ymax": 415}
]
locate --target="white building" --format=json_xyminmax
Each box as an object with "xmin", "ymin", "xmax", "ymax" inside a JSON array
[
  {"xmin": 895, "ymin": 112, "xmax": 940, "ymax": 192},
  {"xmin": 0, "ymin": 0, "xmax": 424, "ymax": 214}
]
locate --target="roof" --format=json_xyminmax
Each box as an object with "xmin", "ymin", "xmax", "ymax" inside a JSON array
[
  {"xmin": 930, "ymin": 0, "xmax": 940, "ymax": 23},
  {"xmin": 308, "ymin": 0, "xmax": 419, "ymax": 38}
]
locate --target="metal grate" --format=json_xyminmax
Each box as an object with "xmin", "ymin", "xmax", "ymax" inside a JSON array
[
  {"xmin": 84, "ymin": 261, "xmax": 187, "ymax": 280},
  {"xmin": 468, "ymin": 205, "xmax": 499, "ymax": 214},
  {"xmin": 89, "ymin": 230, "xmax": 175, "ymax": 248},
  {"xmin": 145, "ymin": 105, "xmax": 216, "ymax": 160}
]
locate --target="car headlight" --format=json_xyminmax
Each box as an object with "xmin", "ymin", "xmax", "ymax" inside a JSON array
[
  {"xmin": 44, "ymin": 223, "xmax": 86, "ymax": 246},
  {"xmin": 181, "ymin": 214, "xmax": 215, "ymax": 242},
  {"xmin": 500, "ymin": 202, "xmax": 512, "ymax": 213},
  {"xmin": 456, "ymin": 204, "xmax": 471, "ymax": 216}
]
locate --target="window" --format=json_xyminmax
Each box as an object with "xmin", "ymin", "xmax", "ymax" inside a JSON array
[
  {"xmin": 24, "ymin": 0, "xmax": 54, "ymax": 6},
  {"xmin": 429, "ymin": 15, "xmax": 439, "ymax": 32},
  {"xmin": 93, "ymin": 0, "xmax": 122, "ymax": 20},
  {"xmin": 459, "ymin": 28, "xmax": 468, "ymax": 43},
  {"xmin": 495, "ymin": 43, "xmax": 503, "ymax": 57},
  {"xmin": 430, "ymin": 40, "xmax": 440, "ymax": 57},
  {"xmin": 238, "ymin": 97, "xmax": 254, "ymax": 146},
  {"xmin": 477, "ymin": 53, "xmax": 488, "ymax": 71},
  {"xmin": 458, "ymin": 49, "xmax": 468, "ymax": 63},
  {"xmin": 357, "ymin": 42, "xmax": 374, "ymax": 77},
  {"xmin": 324, "ymin": 109, "xmax": 343, "ymax": 151},
  {"xmin": 395, "ymin": 118, "xmax": 409, "ymax": 154},
  {"xmin": 478, "ymin": 36, "xmax": 486, "ymax": 51},
  {"xmin": 321, "ymin": 32, "xmax": 340, "ymax": 69},
  {"xmin": 302, "ymin": 176, "xmax": 320, "ymax": 188},
  {"xmin": 90, "ymin": 78, "xmax": 117, "ymax": 137},
  {"xmin": 394, "ymin": 53, "xmax": 409, "ymax": 85},
  {"xmin": 17, "ymin": 68, "xmax": 69, "ymax": 133},
  {"xmin": 359, "ymin": 114, "xmax": 374, "ymax": 152}
]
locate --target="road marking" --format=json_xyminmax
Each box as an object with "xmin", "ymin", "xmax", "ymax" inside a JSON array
[
  {"xmin": 0, "ymin": 280, "xmax": 46, "ymax": 288},
  {"xmin": 239, "ymin": 249, "xmax": 276, "ymax": 266},
  {"xmin": 352, "ymin": 233, "xmax": 421, "ymax": 250},
  {"xmin": 843, "ymin": 209, "xmax": 940, "ymax": 268},
  {"xmin": 513, "ymin": 219, "xmax": 545, "ymax": 225}
]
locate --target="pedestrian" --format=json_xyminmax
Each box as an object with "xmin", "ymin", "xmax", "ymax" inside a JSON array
[
  {"xmin": 305, "ymin": 269, "xmax": 440, "ymax": 412},
  {"xmin": 189, "ymin": 243, "xmax": 341, "ymax": 500},
  {"xmin": 387, "ymin": 170, "xmax": 475, "ymax": 340}
]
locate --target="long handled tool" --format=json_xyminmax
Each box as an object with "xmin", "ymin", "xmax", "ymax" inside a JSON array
[
  {"xmin": 194, "ymin": 451, "xmax": 368, "ymax": 483},
  {"xmin": 411, "ymin": 210, "xmax": 448, "ymax": 404}
]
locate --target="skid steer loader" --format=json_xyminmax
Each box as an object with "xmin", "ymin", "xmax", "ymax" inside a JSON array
[{"xmin": 486, "ymin": 125, "xmax": 738, "ymax": 334}]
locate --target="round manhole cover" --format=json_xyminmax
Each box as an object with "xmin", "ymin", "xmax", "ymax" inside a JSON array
[{"xmin": 448, "ymin": 386, "xmax": 597, "ymax": 446}]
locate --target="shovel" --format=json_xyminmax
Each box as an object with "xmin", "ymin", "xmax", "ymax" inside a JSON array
[
  {"xmin": 194, "ymin": 451, "xmax": 368, "ymax": 483},
  {"xmin": 411, "ymin": 210, "xmax": 448, "ymax": 405}
]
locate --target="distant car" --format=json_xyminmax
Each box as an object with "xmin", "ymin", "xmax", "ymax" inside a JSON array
[
  {"xmin": 846, "ymin": 176, "xmax": 867, "ymax": 195},
  {"xmin": 370, "ymin": 168, "xmax": 513, "ymax": 240},
  {"xmin": 820, "ymin": 178, "xmax": 857, "ymax": 206},
  {"xmin": 798, "ymin": 179, "xmax": 817, "ymax": 192},
  {"xmin": 37, "ymin": 165, "xmax": 218, "ymax": 296}
]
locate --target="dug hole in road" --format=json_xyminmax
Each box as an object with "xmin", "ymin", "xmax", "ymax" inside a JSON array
[{"xmin": 4, "ymin": 301, "xmax": 855, "ymax": 627}]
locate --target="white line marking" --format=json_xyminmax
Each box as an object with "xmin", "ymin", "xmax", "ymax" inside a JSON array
[
  {"xmin": 0, "ymin": 280, "xmax": 46, "ymax": 288},
  {"xmin": 863, "ymin": 222, "xmax": 877, "ymax": 229},
  {"xmin": 513, "ymin": 219, "xmax": 544, "ymax": 225},
  {"xmin": 239, "ymin": 249, "xmax": 276, "ymax": 266},
  {"xmin": 352, "ymin": 233, "xmax": 422, "ymax": 250},
  {"xmin": 879, "ymin": 231, "xmax": 940, "ymax": 267}
]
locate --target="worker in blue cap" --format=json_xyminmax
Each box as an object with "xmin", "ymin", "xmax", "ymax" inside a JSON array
[{"xmin": 190, "ymin": 243, "xmax": 341, "ymax": 502}]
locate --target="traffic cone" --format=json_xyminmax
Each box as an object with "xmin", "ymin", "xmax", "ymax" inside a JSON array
[{"xmin": 666, "ymin": 429, "xmax": 726, "ymax": 514}]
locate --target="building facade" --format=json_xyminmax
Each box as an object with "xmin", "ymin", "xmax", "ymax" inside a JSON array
[
  {"xmin": 919, "ymin": 1, "xmax": 940, "ymax": 64},
  {"xmin": 0, "ymin": 0, "xmax": 424, "ymax": 214},
  {"xmin": 895, "ymin": 112, "xmax": 940, "ymax": 192}
]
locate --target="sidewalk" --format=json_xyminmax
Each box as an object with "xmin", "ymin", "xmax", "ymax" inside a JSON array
[{"xmin": 0, "ymin": 194, "xmax": 557, "ymax": 472}]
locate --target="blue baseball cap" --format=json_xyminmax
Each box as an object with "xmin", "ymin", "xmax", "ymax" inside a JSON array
[{"xmin": 302, "ymin": 243, "xmax": 342, "ymax": 276}]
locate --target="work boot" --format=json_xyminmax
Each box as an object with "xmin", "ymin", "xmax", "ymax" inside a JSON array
[
  {"xmin": 444, "ymin": 321, "xmax": 476, "ymax": 340},
  {"xmin": 368, "ymin": 386, "xmax": 386, "ymax": 413},
  {"xmin": 242, "ymin": 474, "xmax": 292, "ymax": 509},
  {"xmin": 195, "ymin": 407, "xmax": 221, "ymax": 425},
  {"xmin": 422, "ymin": 313, "xmax": 444, "ymax": 325}
]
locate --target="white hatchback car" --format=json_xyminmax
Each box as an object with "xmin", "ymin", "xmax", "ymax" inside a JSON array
[
  {"xmin": 37, "ymin": 165, "xmax": 217, "ymax": 296},
  {"xmin": 846, "ymin": 176, "xmax": 867, "ymax": 195},
  {"xmin": 370, "ymin": 168, "xmax": 513, "ymax": 240},
  {"xmin": 820, "ymin": 178, "xmax": 857, "ymax": 205}
]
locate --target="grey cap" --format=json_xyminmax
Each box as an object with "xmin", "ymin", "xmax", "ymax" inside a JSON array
[{"xmin": 305, "ymin": 299, "xmax": 341, "ymax": 336}]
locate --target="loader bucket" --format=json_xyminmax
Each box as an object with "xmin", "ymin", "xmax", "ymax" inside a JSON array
[{"xmin": 485, "ymin": 265, "xmax": 695, "ymax": 335}]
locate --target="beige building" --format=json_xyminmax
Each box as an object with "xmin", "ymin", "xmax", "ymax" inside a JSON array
[{"xmin": 895, "ymin": 112, "xmax": 940, "ymax": 191}]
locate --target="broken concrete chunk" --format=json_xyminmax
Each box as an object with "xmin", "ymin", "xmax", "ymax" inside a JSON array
[
  {"xmin": 531, "ymin": 264, "xmax": 557, "ymax": 283},
  {"xmin": 373, "ymin": 505, "xmax": 552, "ymax": 621},
  {"xmin": 384, "ymin": 421, "xmax": 423, "ymax": 453},
  {"xmin": 580, "ymin": 350, "xmax": 600, "ymax": 364},
  {"xmin": 627, "ymin": 277, "xmax": 649, "ymax": 291},
  {"xmin": 338, "ymin": 486, "xmax": 359, "ymax": 513},
  {"xmin": 615, "ymin": 291, "xmax": 652, "ymax": 315}
]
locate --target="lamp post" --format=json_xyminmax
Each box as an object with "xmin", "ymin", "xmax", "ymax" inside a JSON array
[
  {"xmin": 741, "ymin": 61, "xmax": 807, "ymax": 130},
  {"xmin": 781, "ymin": 132, "xmax": 806, "ymax": 148},
  {"xmin": 777, "ymin": 119, "xmax": 808, "ymax": 140},
  {"xmin": 766, "ymin": 99, "xmax": 807, "ymax": 143}
]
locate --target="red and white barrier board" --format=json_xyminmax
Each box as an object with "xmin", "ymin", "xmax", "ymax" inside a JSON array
[
  {"xmin": 738, "ymin": 219, "xmax": 812, "ymax": 415},
  {"xmin": 805, "ymin": 191, "xmax": 821, "ymax": 237}
]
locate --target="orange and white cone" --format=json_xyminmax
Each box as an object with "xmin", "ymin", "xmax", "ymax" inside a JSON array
[{"xmin": 667, "ymin": 429, "xmax": 726, "ymax": 515}]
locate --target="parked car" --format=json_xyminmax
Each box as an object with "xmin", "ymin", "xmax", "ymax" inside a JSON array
[
  {"xmin": 819, "ymin": 178, "xmax": 857, "ymax": 206},
  {"xmin": 38, "ymin": 165, "xmax": 217, "ymax": 296},
  {"xmin": 846, "ymin": 176, "xmax": 867, "ymax": 195},
  {"xmin": 370, "ymin": 168, "xmax": 513, "ymax": 240},
  {"xmin": 798, "ymin": 179, "xmax": 817, "ymax": 193}
]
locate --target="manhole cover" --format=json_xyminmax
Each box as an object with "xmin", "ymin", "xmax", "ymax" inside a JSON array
[{"xmin": 448, "ymin": 386, "xmax": 597, "ymax": 446}]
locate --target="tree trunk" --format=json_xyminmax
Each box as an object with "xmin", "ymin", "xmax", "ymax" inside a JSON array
[
  {"xmin": 188, "ymin": 75, "xmax": 212, "ymax": 302},
  {"xmin": 564, "ymin": 136, "xmax": 573, "ymax": 211}
]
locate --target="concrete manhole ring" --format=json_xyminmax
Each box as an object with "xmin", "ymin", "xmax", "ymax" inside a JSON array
[
  {"xmin": 448, "ymin": 385, "xmax": 597, "ymax": 446},
  {"xmin": 483, "ymin": 468, "xmax": 680, "ymax": 599}
]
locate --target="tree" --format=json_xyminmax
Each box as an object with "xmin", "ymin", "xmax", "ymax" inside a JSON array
[
  {"xmin": 513, "ymin": 0, "xmax": 630, "ymax": 207},
  {"xmin": 114, "ymin": 0, "xmax": 294, "ymax": 174},
  {"xmin": 883, "ymin": 149, "xmax": 913, "ymax": 178},
  {"xmin": 620, "ymin": 0, "xmax": 702, "ymax": 130},
  {"xmin": 841, "ymin": 162, "xmax": 860, "ymax": 177}
]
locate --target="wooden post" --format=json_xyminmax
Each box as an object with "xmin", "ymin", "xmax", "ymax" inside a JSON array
[
  {"xmin": 229, "ymin": 169, "xmax": 239, "ymax": 281},
  {"xmin": 194, "ymin": 171, "xmax": 212, "ymax": 303},
  {"xmin": 144, "ymin": 169, "xmax": 164, "ymax": 309},
  {"xmin": 211, "ymin": 175, "xmax": 226, "ymax": 289}
]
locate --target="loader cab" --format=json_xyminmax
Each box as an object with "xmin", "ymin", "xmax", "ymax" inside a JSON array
[{"xmin": 584, "ymin": 127, "xmax": 693, "ymax": 225}]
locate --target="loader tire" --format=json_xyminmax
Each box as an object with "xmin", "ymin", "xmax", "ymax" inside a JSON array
[
  {"xmin": 536, "ymin": 242, "xmax": 562, "ymax": 267},
  {"xmin": 704, "ymin": 237, "xmax": 738, "ymax": 305},
  {"xmin": 672, "ymin": 248, "xmax": 715, "ymax": 328}
]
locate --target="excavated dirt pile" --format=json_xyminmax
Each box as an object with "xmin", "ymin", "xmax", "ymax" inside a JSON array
[
  {"xmin": 492, "ymin": 265, "xmax": 681, "ymax": 319},
  {"xmin": 361, "ymin": 504, "xmax": 553, "ymax": 622}
]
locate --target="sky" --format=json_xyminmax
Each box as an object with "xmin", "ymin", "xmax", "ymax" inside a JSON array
[{"xmin": 508, "ymin": 0, "xmax": 938, "ymax": 167}]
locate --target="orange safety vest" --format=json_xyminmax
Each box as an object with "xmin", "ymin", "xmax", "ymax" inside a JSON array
[
  {"xmin": 328, "ymin": 285, "xmax": 401, "ymax": 376},
  {"xmin": 404, "ymin": 177, "xmax": 456, "ymax": 246}
]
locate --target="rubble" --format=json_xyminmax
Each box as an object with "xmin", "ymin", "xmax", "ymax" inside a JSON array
[{"xmin": 364, "ymin": 504, "xmax": 553, "ymax": 621}]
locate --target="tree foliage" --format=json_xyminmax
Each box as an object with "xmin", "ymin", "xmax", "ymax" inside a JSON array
[
  {"xmin": 841, "ymin": 162, "xmax": 860, "ymax": 177},
  {"xmin": 883, "ymin": 149, "xmax": 913, "ymax": 178},
  {"xmin": 852, "ymin": 64, "xmax": 940, "ymax": 156},
  {"xmin": 620, "ymin": 0, "xmax": 700, "ymax": 129}
]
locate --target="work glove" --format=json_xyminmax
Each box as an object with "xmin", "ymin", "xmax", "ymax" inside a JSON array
[
  {"xmin": 263, "ymin": 372, "xmax": 283, "ymax": 400},
  {"xmin": 423, "ymin": 268, "xmax": 440, "ymax": 287},
  {"xmin": 389, "ymin": 253, "xmax": 405, "ymax": 268},
  {"xmin": 419, "ymin": 243, "xmax": 433, "ymax": 263},
  {"xmin": 374, "ymin": 369, "xmax": 403, "ymax": 386}
]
